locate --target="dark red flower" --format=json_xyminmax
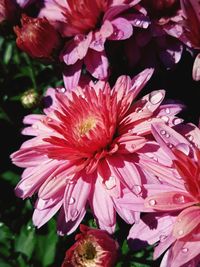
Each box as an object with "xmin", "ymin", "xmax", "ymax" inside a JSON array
[
  {"xmin": 62, "ymin": 225, "xmax": 118, "ymax": 267},
  {"xmin": 14, "ymin": 14, "xmax": 61, "ymax": 59}
]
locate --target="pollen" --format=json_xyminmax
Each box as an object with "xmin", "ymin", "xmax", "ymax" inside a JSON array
[{"xmin": 77, "ymin": 116, "xmax": 97, "ymax": 137}]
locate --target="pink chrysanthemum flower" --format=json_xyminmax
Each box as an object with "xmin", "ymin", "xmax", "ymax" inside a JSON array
[
  {"xmin": 39, "ymin": 0, "xmax": 150, "ymax": 89},
  {"xmin": 125, "ymin": 0, "xmax": 189, "ymax": 69},
  {"xmin": 128, "ymin": 122, "xmax": 200, "ymax": 267},
  {"xmin": 11, "ymin": 69, "xmax": 183, "ymax": 235}
]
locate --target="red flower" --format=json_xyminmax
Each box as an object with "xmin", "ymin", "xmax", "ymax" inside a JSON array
[
  {"xmin": 62, "ymin": 225, "xmax": 118, "ymax": 267},
  {"xmin": 14, "ymin": 14, "xmax": 61, "ymax": 59}
]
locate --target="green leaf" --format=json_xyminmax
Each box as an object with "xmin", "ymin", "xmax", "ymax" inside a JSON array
[
  {"xmin": 1, "ymin": 171, "xmax": 19, "ymax": 186},
  {"xmin": 15, "ymin": 222, "xmax": 36, "ymax": 259},
  {"xmin": 0, "ymin": 260, "xmax": 12, "ymax": 267},
  {"xmin": 3, "ymin": 43, "xmax": 13, "ymax": 64},
  {"xmin": 121, "ymin": 240, "xmax": 129, "ymax": 255},
  {"xmin": 35, "ymin": 219, "xmax": 58, "ymax": 266}
]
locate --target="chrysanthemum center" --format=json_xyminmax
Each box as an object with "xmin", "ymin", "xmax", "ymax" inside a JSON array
[
  {"xmin": 76, "ymin": 116, "xmax": 97, "ymax": 137},
  {"xmin": 65, "ymin": 0, "xmax": 109, "ymax": 34},
  {"xmin": 73, "ymin": 240, "xmax": 98, "ymax": 265}
]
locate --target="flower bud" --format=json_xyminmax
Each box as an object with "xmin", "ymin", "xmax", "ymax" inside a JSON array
[
  {"xmin": 0, "ymin": 0, "xmax": 18, "ymax": 24},
  {"xmin": 14, "ymin": 15, "xmax": 61, "ymax": 59},
  {"xmin": 62, "ymin": 225, "xmax": 118, "ymax": 267},
  {"xmin": 21, "ymin": 89, "xmax": 40, "ymax": 108}
]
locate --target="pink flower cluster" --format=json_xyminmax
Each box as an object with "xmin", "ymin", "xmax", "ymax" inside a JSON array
[{"xmin": 8, "ymin": 1, "xmax": 200, "ymax": 266}]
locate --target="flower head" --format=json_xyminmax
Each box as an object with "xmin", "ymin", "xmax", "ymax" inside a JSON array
[
  {"xmin": 39, "ymin": 0, "xmax": 149, "ymax": 89},
  {"xmin": 11, "ymin": 69, "xmax": 183, "ymax": 234},
  {"xmin": 61, "ymin": 225, "xmax": 118, "ymax": 267},
  {"xmin": 128, "ymin": 122, "xmax": 200, "ymax": 267},
  {"xmin": 14, "ymin": 14, "xmax": 61, "ymax": 59}
]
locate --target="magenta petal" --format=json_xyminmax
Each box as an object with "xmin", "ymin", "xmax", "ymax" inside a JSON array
[
  {"xmin": 109, "ymin": 18, "xmax": 133, "ymax": 40},
  {"xmin": 62, "ymin": 60, "xmax": 82, "ymax": 91},
  {"xmin": 61, "ymin": 33, "xmax": 92, "ymax": 65},
  {"xmin": 84, "ymin": 50, "xmax": 109, "ymax": 79}
]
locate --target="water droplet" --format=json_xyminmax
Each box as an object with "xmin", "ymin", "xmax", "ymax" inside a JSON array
[
  {"xmin": 159, "ymin": 235, "xmax": 167, "ymax": 242},
  {"xmin": 71, "ymin": 209, "xmax": 78, "ymax": 218},
  {"xmin": 105, "ymin": 176, "xmax": 116, "ymax": 190},
  {"xmin": 149, "ymin": 91, "xmax": 164, "ymax": 105},
  {"xmin": 27, "ymin": 225, "xmax": 32, "ymax": 231},
  {"xmin": 161, "ymin": 116, "xmax": 169, "ymax": 123},
  {"xmin": 0, "ymin": 222, "xmax": 4, "ymax": 227},
  {"xmin": 68, "ymin": 197, "xmax": 75, "ymax": 205},
  {"xmin": 165, "ymin": 133, "xmax": 170, "ymax": 138},
  {"xmin": 32, "ymin": 124, "xmax": 38, "ymax": 129},
  {"xmin": 173, "ymin": 194, "xmax": 185, "ymax": 204},
  {"xmin": 160, "ymin": 130, "xmax": 166, "ymax": 135},
  {"xmin": 131, "ymin": 144, "xmax": 136, "ymax": 150},
  {"xmin": 178, "ymin": 229, "xmax": 184, "ymax": 236},
  {"xmin": 133, "ymin": 185, "xmax": 142, "ymax": 194},
  {"xmin": 168, "ymin": 143, "xmax": 173, "ymax": 148},
  {"xmin": 182, "ymin": 247, "xmax": 188, "ymax": 253},
  {"xmin": 143, "ymin": 21, "xmax": 149, "ymax": 29},
  {"xmin": 173, "ymin": 118, "xmax": 183, "ymax": 125},
  {"xmin": 56, "ymin": 87, "xmax": 66, "ymax": 93},
  {"xmin": 153, "ymin": 157, "xmax": 158, "ymax": 162},
  {"xmin": 177, "ymin": 218, "xmax": 182, "ymax": 223},
  {"xmin": 147, "ymin": 118, "xmax": 152, "ymax": 122},
  {"xmin": 187, "ymin": 135, "xmax": 194, "ymax": 142},
  {"xmin": 135, "ymin": 107, "xmax": 142, "ymax": 113},
  {"xmin": 165, "ymin": 108, "xmax": 170, "ymax": 114},
  {"xmin": 135, "ymin": 20, "xmax": 141, "ymax": 26},
  {"xmin": 149, "ymin": 199, "xmax": 156, "ymax": 206}
]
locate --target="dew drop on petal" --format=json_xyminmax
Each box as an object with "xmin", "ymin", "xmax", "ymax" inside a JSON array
[
  {"xmin": 159, "ymin": 235, "xmax": 167, "ymax": 242},
  {"xmin": 178, "ymin": 229, "xmax": 184, "ymax": 236},
  {"xmin": 168, "ymin": 143, "xmax": 173, "ymax": 148},
  {"xmin": 68, "ymin": 197, "xmax": 75, "ymax": 205},
  {"xmin": 133, "ymin": 185, "xmax": 142, "ymax": 194},
  {"xmin": 105, "ymin": 176, "xmax": 116, "ymax": 190},
  {"xmin": 173, "ymin": 118, "xmax": 183, "ymax": 125},
  {"xmin": 32, "ymin": 124, "xmax": 38, "ymax": 129},
  {"xmin": 182, "ymin": 247, "xmax": 188, "ymax": 253},
  {"xmin": 149, "ymin": 199, "xmax": 156, "ymax": 206},
  {"xmin": 187, "ymin": 135, "xmax": 194, "ymax": 142},
  {"xmin": 173, "ymin": 194, "xmax": 185, "ymax": 204},
  {"xmin": 160, "ymin": 130, "xmax": 166, "ymax": 135},
  {"xmin": 149, "ymin": 91, "xmax": 164, "ymax": 105},
  {"xmin": 135, "ymin": 107, "xmax": 142, "ymax": 113},
  {"xmin": 161, "ymin": 116, "xmax": 169, "ymax": 123},
  {"xmin": 165, "ymin": 133, "xmax": 170, "ymax": 138},
  {"xmin": 165, "ymin": 108, "xmax": 170, "ymax": 114}
]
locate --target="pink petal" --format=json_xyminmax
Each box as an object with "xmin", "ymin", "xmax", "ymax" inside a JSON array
[
  {"xmin": 192, "ymin": 53, "xmax": 200, "ymax": 81},
  {"xmin": 170, "ymin": 239, "xmax": 200, "ymax": 267},
  {"xmin": 173, "ymin": 206, "xmax": 200, "ymax": 239},
  {"xmin": 109, "ymin": 18, "xmax": 133, "ymax": 40},
  {"xmin": 151, "ymin": 122, "xmax": 189, "ymax": 159},
  {"xmin": 62, "ymin": 60, "xmax": 82, "ymax": 91},
  {"xmin": 33, "ymin": 198, "xmax": 62, "ymax": 228},
  {"xmin": 90, "ymin": 177, "xmax": 115, "ymax": 229},
  {"xmin": 84, "ymin": 50, "xmax": 109, "ymax": 79},
  {"xmin": 154, "ymin": 235, "xmax": 176, "ymax": 259},
  {"xmin": 57, "ymin": 207, "xmax": 86, "ymax": 236},
  {"xmin": 145, "ymin": 191, "xmax": 196, "ymax": 211},
  {"xmin": 61, "ymin": 33, "xmax": 92, "ymax": 65},
  {"xmin": 128, "ymin": 214, "xmax": 176, "ymax": 246},
  {"xmin": 64, "ymin": 176, "xmax": 91, "ymax": 221}
]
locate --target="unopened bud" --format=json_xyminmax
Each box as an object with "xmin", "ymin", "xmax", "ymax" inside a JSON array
[
  {"xmin": 14, "ymin": 15, "xmax": 61, "ymax": 59},
  {"xmin": 21, "ymin": 89, "xmax": 40, "ymax": 108}
]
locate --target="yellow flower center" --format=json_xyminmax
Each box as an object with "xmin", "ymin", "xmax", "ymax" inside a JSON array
[{"xmin": 77, "ymin": 117, "xmax": 97, "ymax": 137}]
